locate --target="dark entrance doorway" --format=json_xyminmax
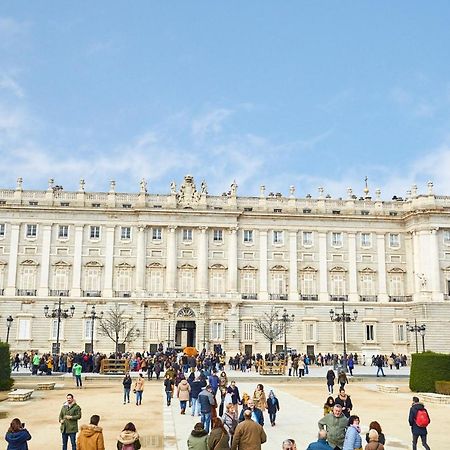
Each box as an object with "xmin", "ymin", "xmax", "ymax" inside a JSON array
[
  {"xmin": 306, "ymin": 345, "xmax": 315, "ymax": 357},
  {"xmin": 175, "ymin": 320, "xmax": 196, "ymax": 348}
]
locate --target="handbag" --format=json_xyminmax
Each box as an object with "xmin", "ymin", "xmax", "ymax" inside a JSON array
[{"xmin": 213, "ymin": 431, "xmax": 225, "ymax": 450}]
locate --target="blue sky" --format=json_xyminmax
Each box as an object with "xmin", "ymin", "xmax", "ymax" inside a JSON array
[{"xmin": 1, "ymin": 2, "xmax": 450, "ymax": 198}]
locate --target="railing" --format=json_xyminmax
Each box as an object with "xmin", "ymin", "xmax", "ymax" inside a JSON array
[
  {"xmin": 82, "ymin": 290, "xmax": 102, "ymax": 297},
  {"xmin": 16, "ymin": 289, "xmax": 37, "ymax": 296},
  {"xmin": 242, "ymin": 293, "xmax": 258, "ymax": 300},
  {"xmin": 114, "ymin": 291, "xmax": 132, "ymax": 298},
  {"xmin": 49, "ymin": 290, "xmax": 69, "ymax": 297},
  {"xmin": 330, "ymin": 295, "xmax": 348, "ymax": 301},
  {"xmin": 389, "ymin": 295, "xmax": 413, "ymax": 302},
  {"xmin": 300, "ymin": 294, "xmax": 318, "ymax": 301},
  {"xmin": 270, "ymin": 293, "xmax": 288, "ymax": 300},
  {"xmin": 360, "ymin": 295, "xmax": 378, "ymax": 302}
]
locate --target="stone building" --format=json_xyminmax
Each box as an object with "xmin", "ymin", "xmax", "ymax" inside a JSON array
[{"xmin": 0, "ymin": 175, "xmax": 449, "ymax": 359}]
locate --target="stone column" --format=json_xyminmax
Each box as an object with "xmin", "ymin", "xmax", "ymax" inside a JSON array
[
  {"xmin": 259, "ymin": 230, "xmax": 268, "ymax": 301},
  {"xmin": 377, "ymin": 233, "xmax": 388, "ymax": 302},
  {"xmin": 228, "ymin": 227, "xmax": 238, "ymax": 293},
  {"xmin": 318, "ymin": 232, "xmax": 328, "ymax": 301},
  {"xmin": 348, "ymin": 233, "xmax": 358, "ymax": 302},
  {"xmin": 71, "ymin": 225, "xmax": 84, "ymax": 296},
  {"xmin": 412, "ymin": 230, "xmax": 421, "ymax": 297},
  {"xmin": 166, "ymin": 226, "xmax": 177, "ymax": 292},
  {"xmin": 38, "ymin": 224, "xmax": 52, "ymax": 296},
  {"xmin": 289, "ymin": 231, "xmax": 299, "ymax": 301},
  {"xmin": 135, "ymin": 226, "xmax": 146, "ymax": 296},
  {"xmin": 5, "ymin": 223, "xmax": 20, "ymax": 296},
  {"xmin": 103, "ymin": 226, "xmax": 115, "ymax": 297},
  {"xmin": 429, "ymin": 228, "xmax": 442, "ymax": 300},
  {"xmin": 197, "ymin": 227, "xmax": 208, "ymax": 293}
]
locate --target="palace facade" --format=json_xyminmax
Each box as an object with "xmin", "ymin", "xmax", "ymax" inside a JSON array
[{"xmin": 1, "ymin": 175, "xmax": 450, "ymax": 361}]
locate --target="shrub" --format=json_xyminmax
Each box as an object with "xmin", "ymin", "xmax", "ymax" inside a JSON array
[
  {"xmin": 435, "ymin": 381, "xmax": 450, "ymax": 395},
  {"xmin": 0, "ymin": 342, "xmax": 14, "ymax": 391},
  {"xmin": 410, "ymin": 352, "xmax": 450, "ymax": 393}
]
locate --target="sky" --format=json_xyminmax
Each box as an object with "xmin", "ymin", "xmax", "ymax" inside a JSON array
[{"xmin": 1, "ymin": 2, "xmax": 450, "ymax": 199}]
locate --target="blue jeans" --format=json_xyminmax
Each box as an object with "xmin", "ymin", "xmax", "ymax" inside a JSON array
[
  {"xmin": 180, "ymin": 400, "xmax": 187, "ymax": 411},
  {"xmin": 377, "ymin": 366, "xmax": 385, "ymax": 376},
  {"xmin": 166, "ymin": 390, "xmax": 172, "ymax": 405},
  {"xmin": 136, "ymin": 390, "xmax": 143, "ymax": 404},
  {"xmin": 62, "ymin": 432, "xmax": 76, "ymax": 450},
  {"xmin": 75, "ymin": 375, "xmax": 82, "ymax": 387},
  {"xmin": 201, "ymin": 412, "xmax": 211, "ymax": 433},
  {"xmin": 191, "ymin": 397, "xmax": 200, "ymax": 416},
  {"xmin": 124, "ymin": 387, "xmax": 130, "ymax": 403}
]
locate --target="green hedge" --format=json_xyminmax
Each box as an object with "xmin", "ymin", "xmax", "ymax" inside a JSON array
[
  {"xmin": 435, "ymin": 381, "xmax": 450, "ymax": 395},
  {"xmin": 0, "ymin": 342, "xmax": 14, "ymax": 391},
  {"xmin": 410, "ymin": 352, "xmax": 450, "ymax": 393}
]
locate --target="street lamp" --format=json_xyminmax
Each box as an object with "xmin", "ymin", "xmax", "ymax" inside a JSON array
[
  {"xmin": 6, "ymin": 315, "xmax": 13, "ymax": 344},
  {"xmin": 406, "ymin": 319, "xmax": 426, "ymax": 353},
  {"xmin": 83, "ymin": 305, "xmax": 103, "ymax": 354},
  {"xmin": 279, "ymin": 309, "xmax": 295, "ymax": 358},
  {"xmin": 44, "ymin": 298, "xmax": 75, "ymax": 359},
  {"xmin": 329, "ymin": 302, "xmax": 358, "ymax": 372}
]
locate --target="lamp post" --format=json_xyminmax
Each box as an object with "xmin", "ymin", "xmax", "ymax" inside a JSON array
[
  {"xmin": 44, "ymin": 298, "xmax": 75, "ymax": 359},
  {"xmin": 279, "ymin": 308, "xmax": 295, "ymax": 358},
  {"xmin": 6, "ymin": 315, "xmax": 13, "ymax": 343},
  {"xmin": 83, "ymin": 305, "xmax": 103, "ymax": 354},
  {"xmin": 406, "ymin": 319, "xmax": 426, "ymax": 353},
  {"xmin": 329, "ymin": 302, "xmax": 358, "ymax": 372}
]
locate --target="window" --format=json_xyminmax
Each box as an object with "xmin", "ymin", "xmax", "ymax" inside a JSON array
[
  {"xmin": 331, "ymin": 274, "xmax": 345, "ymax": 295},
  {"xmin": 360, "ymin": 233, "xmax": 371, "ymax": 248},
  {"xmin": 85, "ymin": 267, "xmax": 101, "ymax": 291},
  {"xmin": 243, "ymin": 230, "xmax": 253, "ymax": 243},
  {"xmin": 396, "ymin": 323, "xmax": 406, "ymax": 342},
  {"xmin": 26, "ymin": 224, "xmax": 37, "ymax": 238},
  {"xmin": 58, "ymin": 225, "xmax": 69, "ymax": 239},
  {"xmin": 84, "ymin": 319, "xmax": 93, "ymax": 340},
  {"xmin": 243, "ymin": 322, "xmax": 253, "ymax": 341},
  {"xmin": 389, "ymin": 274, "xmax": 404, "ymax": 296},
  {"xmin": 213, "ymin": 229, "xmax": 223, "ymax": 242},
  {"xmin": 302, "ymin": 231, "xmax": 313, "ymax": 246},
  {"xmin": 152, "ymin": 228, "xmax": 162, "ymax": 241},
  {"xmin": 211, "ymin": 322, "xmax": 224, "ymax": 340},
  {"xmin": 116, "ymin": 267, "xmax": 132, "ymax": 292},
  {"xmin": 61, "ymin": 202, "xmax": 70, "ymax": 207},
  {"xmin": 273, "ymin": 230, "xmax": 284, "ymax": 244},
  {"xmin": 90, "ymin": 226, "xmax": 100, "ymax": 239},
  {"xmin": 51, "ymin": 319, "xmax": 63, "ymax": 340},
  {"xmin": 121, "ymin": 227, "xmax": 131, "ymax": 240},
  {"xmin": 444, "ymin": 230, "xmax": 450, "ymax": 245},
  {"xmin": 389, "ymin": 233, "xmax": 400, "ymax": 248},
  {"xmin": 148, "ymin": 269, "xmax": 163, "ymax": 292},
  {"xmin": 122, "ymin": 203, "xmax": 132, "ymax": 209},
  {"xmin": 360, "ymin": 274, "xmax": 375, "ymax": 295},
  {"xmin": 241, "ymin": 271, "xmax": 256, "ymax": 294},
  {"xmin": 18, "ymin": 318, "xmax": 31, "ymax": 340},
  {"xmin": 29, "ymin": 201, "xmax": 38, "ymax": 206},
  {"xmin": 21, "ymin": 266, "xmax": 36, "ymax": 290},
  {"xmin": 148, "ymin": 320, "xmax": 161, "ymax": 340},
  {"xmin": 210, "ymin": 270, "xmax": 225, "ymax": 293},
  {"xmin": 331, "ymin": 232, "xmax": 343, "ymax": 247},
  {"xmin": 182, "ymin": 229, "xmax": 193, "ymax": 242},
  {"xmin": 54, "ymin": 267, "xmax": 69, "ymax": 291},
  {"xmin": 271, "ymin": 271, "xmax": 287, "ymax": 294},
  {"xmin": 92, "ymin": 203, "xmax": 100, "ymax": 208},
  {"xmin": 365, "ymin": 324, "xmax": 375, "ymax": 341},
  {"xmin": 305, "ymin": 323, "xmax": 316, "ymax": 341},
  {"xmin": 300, "ymin": 272, "xmax": 316, "ymax": 295},
  {"xmin": 179, "ymin": 269, "xmax": 194, "ymax": 292},
  {"xmin": 0, "ymin": 223, "xmax": 5, "ymax": 237}
]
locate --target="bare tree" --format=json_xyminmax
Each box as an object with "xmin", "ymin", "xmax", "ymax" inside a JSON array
[
  {"xmin": 98, "ymin": 305, "xmax": 137, "ymax": 355},
  {"xmin": 254, "ymin": 307, "xmax": 286, "ymax": 359}
]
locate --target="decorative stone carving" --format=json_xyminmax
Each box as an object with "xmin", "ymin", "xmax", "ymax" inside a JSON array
[
  {"xmin": 177, "ymin": 175, "xmax": 201, "ymax": 207},
  {"xmin": 177, "ymin": 306, "xmax": 196, "ymax": 318},
  {"xmin": 140, "ymin": 178, "xmax": 147, "ymax": 194},
  {"xmin": 170, "ymin": 181, "xmax": 177, "ymax": 195}
]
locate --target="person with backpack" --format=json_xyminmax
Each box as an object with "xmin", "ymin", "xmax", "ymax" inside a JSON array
[
  {"xmin": 408, "ymin": 396, "xmax": 431, "ymax": 450},
  {"xmin": 117, "ymin": 422, "xmax": 141, "ymax": 450}
]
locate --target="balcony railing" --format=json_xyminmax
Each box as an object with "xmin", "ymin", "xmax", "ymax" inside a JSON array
[
  {"xmin": 270, "ymin": 293, "xmax": 288, "ymax": 300},
  {"xmin": 330, "ymin": 295, "xmax": 348, "ymax": 301},
  {"xmin": 16, "ymin": 289, "xmax": 37, "ymax": 296},
  {"xmin": 389, "ymin": 295, "xmax": 413, "ymax": 302},
  {"xmin": 242, "ymin": 293, "xmax": 258, "ymax": 300},
  {"xmin": 300, "ymin": 294, "xmax": 318, "ymax": 301},
  {"xmin": 82, "ymin": 290, "xmax": 102, "ymax": 297},
  {"xmin": 49, "ymin": 290, "xmax": 70, "ymax": 297},
  {"xmin": 114, "ymin": 291, "xmax": 132, "ymax": 298},
  {"xmin": 360, "ymin": 295, "xmax": 378, "ymax": 302}
]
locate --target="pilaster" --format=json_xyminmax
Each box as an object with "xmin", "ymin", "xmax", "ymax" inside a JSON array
[
  {"xmin": 71, "ymin": 225, "xmax": 84, "ymax": 296},
  {"xmin": 5, "ymin": 223, "xmax": 20, "ymax": 296},
  {"xmin": 228, "ymin": 227, "xmax": 238, "ymax": 293},
  {"xmin": 259, "ymin": 230, "xmax": 268, "ymax": 301},
  {"xmin": 377, "ymin": 233, "xmax": 388, "ymax": 302},
  {"xmin": 38, "ymin": 224, "xmax": 52, "ymax": 296},
  {"xmin": 135, "ymin": 226, "xmax": 146, "ymax": 296},
  {"xmin": 197, "ymin": 227, "xmax": 208, "ymax": 293},
  {"xmin": 103, "ymin": 226, "xmax": 115, "ymax": 297},
  {"xmin": 166, "ymin": 226, "xmax": 177, "ymax": 292},
  {"xmin": 348, "ymin": 233, "xmax": 358, "ymax": 302},
  {"xmin": 289, "ymin": 231, "xmax": 299, "ymax": 301},
  {"xmin": 318, "ymin": 232, "xmax": 328, "ymax": 301}
]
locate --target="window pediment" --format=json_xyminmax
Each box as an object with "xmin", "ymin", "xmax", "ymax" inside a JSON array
[
  {"xmin": 20, "ymin": 259, "xmax": 39, "ymax": 266},
  {"xmin": 210, "ymin": 263, "xmax": 227, "ymax": 270},
  {"xmin": 299, "ymin": 266, "xmax": 317, "ymax": 272},
  {"xmin": 84, "ymin": 261, "xmax": 103, "ymax": 267},
  {"xmin": 116, "ymin": 262, "xmax": 135, "ymax": 269},
  {"xmin": 240, "ymin": 265, "xmax": 257, "ymax": 271},
  {"xmin": 53, "ymin": 260, "xmax": 71, "ymax": 267},
  {"xmin": 330, "ymin": 266, "xmax": 347, "ymax": 272},
  {"xmin": 359, "ymin": 267, "xmax": 376, "ymax": 273},
  {"xmin": 147, "ymin": 262, "xmax": 165, "ymax": 269},
  {"xmin": 387, "ymin": 267, "xmax": 405, "ymax": 273},
  {"xmin": 179, "ymin": 263, "xmax": 196, "ymax": 270},
  {"xmin": 0, "ymin": 260, "xmax": 7, "ymax": 266},
  {"xmin": 270, "ymin": 264, "xmax": 287, "ymax": 271}
]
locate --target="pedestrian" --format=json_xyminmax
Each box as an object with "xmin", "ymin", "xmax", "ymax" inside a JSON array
[
  {"xmin": 365, "ymin": 421, "xmax": 385, "ymax": 446},
  {"xmin": 253, "ymin": 384, "xmax": 267, "ymax": 414},
  {"xmin": 73, "ymin": 362, "xmax": 83, "ymax": 388},
  {"xmin": 343, "ymin": 415, "xmax": 362, "ymax": 450},
  {"xmin": 323, "ymin": 396, "xmax": 335, "ymax": 416},
  {"xmin": 408, "ymin": 396, "xmax": 431, "ymax": 450},
  {"xmin": 266, "ymin": 390, "xmax": 280, "ymax": 426},
  {"xmin": 133, "ymin": 373, "xmax": 145, "ymax": 406},
  {"xmin": 59, "ymin": 393, "xmax": 82, "ymax": 450},
  {"xmin": 222, "ymin": 403, "xmax": 238, "ymax": 444},
  {"xmin": 122, "ymin": 372, "xmax": 132, "ymax": 404},
  {"xmin": 226, "ymin": 381, "xmax": 241, "ymax": 419},
  {"xmin": 337, "ymin": 371, "xmax": 348, "ymax": 390},
  {"xmin": 198, "ymin": 385, "xmax": 215, "ymax": 433},
  {"xmin": 208, "ymin": 417, "xmax": 230, "ymax": 450},
  {"xmin": 5, "ymin": 418, "xmax": 31, "ymax": 450},
  {"xmin": 318, "ymin": 404, "xmax": 347, "ymax": 450},
  {"xmin": 164, "ymin": 374, "xmax": 174, "ymax": 406},
  {"xmin": 117, "ymin": 422, "xmax": 141, "ymax": 450},
  {"xmin": 326, "ymin": 369, "xmax": 336, "ymax": 394},
  {"xmin": 305, "ymin": 430, "xmax": 333, "ymax": 450},
  {"xmin": 77, "ymin": 414, "xmax": 105, "ymax": 450},
  {"xmin": 188, "ymin": 422, "xmax": 208, "ymax": 450},
  {"xmin": 231, "ymin": 409, "xmax": 267, "ymax": 450},
  {"xmin": 239, "ymin": 399, "xmax": 264, "ymax": 426},
  {"xmin": 32, "ymin": 352, "xmax": 40, "ymax": 375},
  {"xmin": 177, "ymin": 377, "xmax": 191, "ymax": 415},
  {"xmin": 364, "ymin": 429, "xmax": 384, "ymax": 450},
  {"xmin": 191, "ymin": 375, "xmax": 205, "ymax": 416},
  {"xmin": 347, "ymin": 356, "xmax": 354, "ymax": 376},
  {"xmin": 335, "ymin": 388, "xmax": 353, "ymax": 419},
  {"xmin": 375, "ymin": 356, "xmax": 385, "ymax": 377}
]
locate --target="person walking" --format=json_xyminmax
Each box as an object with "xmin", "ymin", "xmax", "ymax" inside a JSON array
[
  {"xmin": 365, "ymin": 421, "xmax": 385, "ymax": 446},
  {"xmin": 334, "ymin": 388, "xmax": 353, "ymax": 419},
  {"xmin": 343, "ymin": 415, "xmax": 362, "ymax": 450},
  {"xmin": 231, "ymin": 409, "xmax": 267, "ymax": 450},
  {"xmin": 337, "ymin": 371, "xmax": 348, "ymax": 390},
  {"xmin": 323, "ymin": 396, "xmax": 335, "ymax": 416},
  {"xmin": 266, "ymin": 390, "xmax": 280, "ymax": 426},
  {"xmin": 122, "ymin": 372, "xmax": 132, "ymax": 405},
  {"xmin": 326, "ymin": 369, "xmax": 336, "ymax": 394},
  {"xmin": 177, "ymin": 377, "xmax": 191, "ymax": 415},
  {"xmin": 306, "ymin": 430, "xmax": 333, "ymax": 450},
  {"xmin": 198, "ymin": 385, "xmax": 215, "ymax": 433},
  {"xmin": 318, "ymin": 404, "xmax": 348, "ymax": 450},
  {"xmin": 73, "ymin": 362, "xmax": 83, "ymax": 388},
  {"xmin": 187, "ymin": 422, "xmax": 208, "ymax": 450},
  {"xmin": 133, "ymin": 373, "xmax": 145, "ymax": 406},
  {"xmin": 208, "ymin": 417, "xmax": 230, "ymax": 450},
  {"xmin": 364, "ymin": 430, "xmax": 384, "ymax": 450},
  {"xmin": 375, "ymin": 356, "xmax": 385, "ymax": 377},
  {"xmin": 117, "ymin": 422, "xmax": 141, "ymax": 450},
  {"xmin": 238, "ymin": 400, "xmax": 264, "ymax": 426},
  {"xmin": 77, "ymin": 414, "xmax": 105, "ymax": 450},
  {"xmin": 5, "ymin": 418, "xmax": 32, "ymax": 450},
  {"xmin": 164, "ymin": 374, "xmax": 174, "ymax": 407},
  {"xmin": 253, "ymin": 384, "xmax": 267, "ymax": 414},
  {"xmin": 408, "ymin": 396, "xmax": 431, "ymax": 450},
  {"xmin": 59, "ymin": 393, "xmax": 82, "ymax": 450},
  {"xmin": 222, "ymin": 403, "xmax": 238, "ymax": 444}
]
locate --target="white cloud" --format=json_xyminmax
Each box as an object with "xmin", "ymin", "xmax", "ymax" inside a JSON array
[
  {"xmin": 0, "ymin": 74, "xmax": 24, "ymax": 98},
  {"xmin": 191, "ymin": 108, "xmax": 233, "ymax": 139}
]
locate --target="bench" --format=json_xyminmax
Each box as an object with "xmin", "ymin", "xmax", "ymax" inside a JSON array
[
  {"xmin": 376, "ymin": 384, "xmax": 399, "ymax": 393},
  {"xmin": 36, "ymin": 382, "xmax": 56, "ymax": 390},
  {"xmin": 8, "ymin": 389, "xmax": 34, "ymax": 402}
]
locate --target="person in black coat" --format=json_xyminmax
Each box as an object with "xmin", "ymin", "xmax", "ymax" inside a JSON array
[
  {"xmin": 122, "ymin": 372, "xmax": 132, "ymax": 404},
  {"xmin": 326, "ymin": 369, "xmax": 336, "ymax": 394},
  {"xmin": 238, "ymin": 399, "xmax": 264, "ymax": 426},
  {"xmin": 408, "ymin": 396, "xmax": 431, "ymax": 450},
  {"xmin": 334, "ymin": 388, "xmax": 353, "ymax": 418},
  {"xmin": 266, "ymin": 390, "xmax": 280, "ymax": 426}
]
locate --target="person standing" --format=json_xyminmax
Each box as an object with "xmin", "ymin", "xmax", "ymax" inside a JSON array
[
  {"xmin": 318, "ymin": 404, "xmax": 348, "ymax": 450},
  {"xmin": 231, "ymin": 409, "xmax": 267, "ymax": 450},
  {"xmin": 238, "ymin": 400, "xmax": 264, "ymax": 426},
  {"xmin": 342, "ymin": 415, "xmax": 362, "ymax": 450},
  {"xmin": 408, "ymin": 396, "xmax": 431, "ymax": 450},
  {"xmin": 117, "ymin": 422, "xmax": 141, "ymax": 450},
  {"xmin": 77, "ymin": 414, "xmax": 105, "ymax": 450},
  {"xmin": 266, "ymin": 390, "xmax": 280, "ymax": 427},
  {"xmin": 365, "ymin": 421, "xmax": 385, "ymax": 446},
  {"xmin": 375, "ymin": 356, "xmax": 385, "ymax": 377},
  {"xmin": 253, "ymin": 384, "xmax": 267, "ymax": 415},
  {"xmin": 326, "ymin": 369, "xmax": 336, "ymax": 394},
  {"xmin": 5, "ymin": 418, "xmax": 32, "ymax": 450},
  {"xmin": 187, "ymin": 423, "xmax": 208, "ymax": 450},
  {"xmin": 323, "ymin": 396, "xmax": 335, "ymax": 416},
  {"xmin": 306, "ymin": 430, "xmax": 333, "ymax": 450},
  {"xmin": 59, "ymin": 393, "xmax": 82, "ymax": 450},
  {"xmin": 334, "ymin": 388, "xmax": 353, "ymax": 419},
  {"xmin": 32, "ymin": 352, "xmax": 40, "ymax": 375},
  {"xmin": 208, "ymin": 417, "xmax": 230, "ymax": 450},
  {"xmin": 133, "ymin": 373, "xmax": 145, "ymax": 406},
  {"xmin": 365, "ymin": 430, "xmax": 384, "ymax": 450},
  {"xmin": 73, "ymin": 362, "xmax": 83, "ymax": 388},
  {"xmin": 177, "ymin": 377, "xmax": 191, "ymax": 415},
  {"xmin": 122, "ymin": 372, "xmax": 132, "ymax": 404}
]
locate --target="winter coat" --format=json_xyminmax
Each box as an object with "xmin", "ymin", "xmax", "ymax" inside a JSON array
[
  {"xmin": 238, "ymin": 407, "xmax": 264, "ymax": 426},
  {"xmin": 335, "ymin": 394, "xmax": 353, "ymax": 418},
  {"xmin": 5, "ymin": 429, "xmax": 32, "ymax": 450},
  {"xmin": 187, "ymin": 429, "xmax": 208, "ymax": 450},
  {"xmin": 343, "ymin": 425, "xmax": 362, "ymax": 450},
  {"xmin": 116, "ymin": 430, "xmax": 141, "ymax": 450},
  {"xmin": 59, "ymin": 402, "xmax": 82, "ymax": 434},
  {"xmin": 318, "ymin": 413, "xmax": 348, "ymax": 449},
  {"xmin": 191, "ymin": 380, "xmax": 204, "ymax": 399},
  {"xmin": 226, "ymin": 386, "xmax": 241, "ymax": 405},
  {"xmin": 365, "ymin": 442, "xmax": 384, "ymax": 450},
  {"xmin": 198, "ymin": 389, "xmax": 215, "ymax": 414},
  {"xmin": 326, "ymin": 370, "xmax": 336, "ymax": 385},
  {"xmin": 266, "ymin": 396, "xmax": 280, "ymax": 414},
  {"xmin": 231, "ymin": 419, "xmax": 267, "ymax": 450},
  {"xmin": 134, "ymin": 377, "xmax": 145, "ymax": 392},
  {"xmin": 306, "ymin": 438, "xmax": 334, "ymax": 450},
  {"xmin": 253, "ymin": 390, "xmax": 266, "ymax": 412},
  {"xmin": 177, "ymin": 379, "xmax": 191, "ymax": 401},
  {"xmin": 122, "ymin": 376, "xmax": 132, "ymax": 389},
  {"xmin": 409, "ymin": 402, "xmax": 430, "ymax": 436},
  {"xmin": 76, "ymin": 424, "xmax": 105, "ymax": 450},
  {"xmin": 208, "ymin": 428, "xmax": 230, "ymax": 450},
  {"xmin": 365, "ymin": 432, "xmax": 385, "ymax": 445}
]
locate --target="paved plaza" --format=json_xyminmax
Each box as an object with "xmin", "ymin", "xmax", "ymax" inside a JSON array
[{"xmin": 0, "ymin": 365, "xmax": 446, "ymax": 449}]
